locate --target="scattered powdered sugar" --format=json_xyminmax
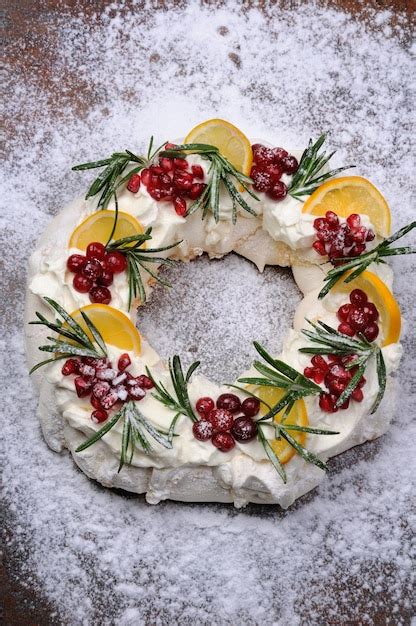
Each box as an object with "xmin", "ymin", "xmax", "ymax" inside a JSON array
[{"xmin": 2, "ymin": 2, "xmax": 415, "ymax": 624}]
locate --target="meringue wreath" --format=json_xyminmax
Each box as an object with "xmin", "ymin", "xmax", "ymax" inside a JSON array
[{"xmin": 25, "ymin": 119, "xmax": 415, "ymax": 507}]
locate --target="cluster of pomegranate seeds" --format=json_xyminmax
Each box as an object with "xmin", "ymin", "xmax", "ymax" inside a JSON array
[
  {"xmin": 304, "ymin": 354, "xmax": 366, "ymax": 413},
  {"xmin": 250, "ymin": 143, "xmax": 298, "ymax": 201},
  {"xmin": 312, "ymin": 211, "xmax": 375, "ymax": 263},
  {"xmin": 126, "ymin": 143, "xmax": 207, "ymax": 217},
  {"xmin": 61, "ymin": 353, "xmax": 154, "ymax": 423},
  {"xmin": 67, "ymin": 242, "xmax": 127, "ymax": 304},
  {"xmin": 337, "ymin": 288, "xmax": 380, "ymax": 341},
  {"xmin": 193, "ymin": 393, "xmax": 260, "ymax": 452}
]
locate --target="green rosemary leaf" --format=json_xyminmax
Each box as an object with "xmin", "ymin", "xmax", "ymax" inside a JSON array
[
  {"xmin": 119, "ymin": 414, "xmax": 131, "ymax": 472},
  {"xmin": 237, "ymin": 377, "xmax": 283, "ymax": 388},
  {"xmin": 43, "ymin": 297, "xmax": 92, "ymax": 348},
  {"xmin": 72, "ymin": 158, "xmax": 112, "ymax": 171},
  {"xmin": 129, "ymin": 404, "xmax": 172, "ymax": 450},
  {"xmin": 335, "ymin": 363, "xmax": 366, "ymax": 407},
  {"xmin": 257, "ymin": 425, "xmax": 287, "ymax": 482},
  {"xmin": 105, "ymin": 192, "xmax": 119, "ymax": 247},
  {"xmin": 75, "ymin": 409, "xmax": 124, "ymax": 453},
  {"xmin": 38, "ymin": 342, "xmax": 100, "ymax": 358},
  {"xmin": 372, "ymin": 348, "xmax": 386, "ymax": 414},
  {"xmin": 29, "ymin": 355, "xmax": 68, "ymax": 375},
  {"xmin": 168, "ymin": 413, "xmax": 181, "ymax": 445},
  {"xmin": 80, "ymin": 311, "xmax": 107, "ymax": 357},
  {"xmin": 278, "ymin": 428, "xmax": 328, "ymax": 472},
  {"xmin": 282, "ymin": 424, "xmax": 339, "ymax": 435},
  {"xmin": 186, "ymin": 361, "xmax": 200, "ymax": 383}
]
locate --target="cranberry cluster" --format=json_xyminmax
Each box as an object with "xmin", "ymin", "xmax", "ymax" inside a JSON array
[
  {"xmin": 250, "ymin": 144, "xmax": 299, "ymax": 201},
  {"xmin": 304, "ymin": 354, "xmax": 366, "ymax": 413},
  {"xmin": 192, "ymin": 393, "xmax": 260, "ymax": 452},
  {"xmin": 127, "ymin": 144, "xmax": 206, "ymax": 217},
  {"xmin": 313, "ymin": 212, "xmax": 375, "ymax": 263},
  {"xmin": 61, "ymin": 353, "xmax": 154, "ymax": 423},
  {"xmin": 67, "ymin": 242, "xmax": 127, "ymax": 305},
  {"xmin": 337, "ymin": 289, "xmax": 380, "ymax": 342}
]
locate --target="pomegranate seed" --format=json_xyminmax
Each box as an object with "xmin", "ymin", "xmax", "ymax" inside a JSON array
[
  {"xmin": 191, "ymin": 165, "xmax": 204, "ymax": 179},
  {"xmin": 208, "ymin": 408, "xmax": 234, "ymax": 432},
  {"xmin": 316, "ymin": 225, "xmax": 333, "ymax": 242},
  {"xmin": 329, "ymin": 364, "xmax": 351, "ymax": 381},
  {"xmin": 231, "ymin": 416, "xmax": 258, "ymax": 442},
  {"xmin": 338, "ymin": 322, "xmax": 355, "ymax": 337},
  {"xmin": 313, "ymin": 241, "xmax": 327, "ymax": 256},
  {"xmin": 160, "ymin": 157, "xmax": 174, "ymax": 172},
  {"xmin": 241, "ymin": 397, "xmax": 260, "ymax": 418},
  {"xmin": 96, "ymin": 368, "xmax": 117, "ymax": 381},
  {"xmin": 78, "ymin": 363, "xmax": 96, "ymax": 380},
  {"xmin": 348, "ymin": 307, "xmax": 369, "ymax": 332},
  {"xmin": 105, "ymin": 251, "xmax": 127, "ymax": 274},
  {"xmin": 313, "ymin": 217, "xmax": 327, "ymax": 231},
  {"xmin": 112, "ymin": 372, "xmax": 127, "ymax": 387},
  {"xmin": 328, "ymin": 354, "xmax": 342, "ymax": 363},
  {"xmin": 127, "ymin": 173, "xmax": 141, "ymax": 193},
  {"xmin": 339, "ymin": 398, "xmax": 350, "ymax": 410},
  {"xmin": 173, "ymin": 157, "xmax": 189, "ymax": 170},
  {"xmin": 82, "ymin": 356, "xmax": 97, "ymax": 365},
  {"xmin": 264, "ymin": 163, "xmax": 283, "ymax": 182},
  {"xmin": 135, "ymin": 375, "xmax": 154, "ymax": 389},
  {"xmin": 319, "ymin": 393, "xmax": 338, "ymax": 413},
  {"xmin": 280, "ymin": 155, "xmax": 298, "ymax": 174},
  {"xmin": 89, "ymin": 286, "xmax": 111, "ymax": 305},
  {"xmin": 150, "ymin": 165, "xmax": 163, "ymax": 176},
  {"xmin": 325, "ymin": 211, "xmax": 339, "ymax": 229},
  {"xmin": 92, "ymin": 381, "xmax": 111, "ymax": 399},
  {"xmin": 352, "ymin": 226, "xmax": 368, "ymax": 244},
  {"xmin": 73, "ymin": 273, "xmax": 93, "ymax": 293},
  {"xmin": 329, "ymin": 240, "xmax": 344, "ymax": 258},
  {"xmin": 128, "ymin": 385, "xmax": 146, "ymax": 400},
  {"xmin": 363, "ymin": 302, "xmax": 379, "ymax": 322},
  {"xmin": 211, "ymin": 432, "xmax": 235, "ymax": 452},
  {"xmin": 173, "ymin": 196, "xmax": 187, "ymax": 217},
  {"xmin": 358, "ymin": 376, "xmax": 366, "ymax": 388},
  {"xmin": 192, "ymin": 420, "xmax": 213, "ymax": 441},
  {"xmin": 366, "ymin": 229, "xmax": 375, "ymax": 242},
  {"xmin": 188, "ymin": 183, "xmax": 206, "ymax": 200},
  {"xmin": 363, "ymin": 323, "xmax": 379, "ymax": 342},
  {"xmin": 97, "ymin": 269, "xmax": 114, "ymax": 287},
  {"xmin": 164, "ymin": 142, "xmax": 177, "ymax": 150},
  {"xmin": 271, "ymin": 147, "xmax": 288, "ymax": 162},
  {"xmin": 250, "ymin": 167, "xmax": 272, "ymax": 192},
  {"xmin": 337, "ymin": 303, "xmax": 352, "ymax": 322},
  {"xmin": 67, "ymin": 254, "xmax": 87, "ymax": 273},
  {"xmin": 313, "ymin": 370, "xmax": 326, "ymax": 384},
  {"xmin": 91, "ymin": 409, "xmax": 108, "ymax": 423},
  {"xmin": 326, "ymin": 379, "xmax": 347, "ymax": 396},
  {"xmin": 90, "ymin": 395, "xmax": 103, "ymax": 410},
  {"xmin": 350, "ymin": 289, "xmax": 368, "ymax": 307},
  {"xmin": 351, "ymin": 388, "xmax": 364, "ymax": 402},
  {"xmin": 216, "ymin": 394, "xmax": 241, "ymax": 414},
  {"xmin": 349, "ymin": 243, "xmax": 366, "ymax": 257},
  {"xmin": 347, "ymin": 214, "xmax": 361, "ymax": 230},
  {"xmin": 311, "ymin": 355, "xmax": 328, "ymax": 371},
  {"xmin": 82, "ymin": 259, "xmax": 103, "ymax": 281},
  {"xmin": 141, "ymin": 168, "xmax": 150, "ymax": 186},
  {"xmin": 118, "ymin": 353, "xmax": 131, "ymax": 371},
  {"xmin": 196, "ymin": 397, "xmax": 215, "ymax": 416},
  {"xmin": 62, "ymin": 358, "xmax": 79, "ymax": 376},
  {"xmin": 268, "ymin": 181, "xmax": 287, "ymax": 201},
  {"xmin": 173, "ymin": 170, "xmax": 194, "ymax": 191},
  {"xmin": 304, "ymin": 366, "xmax": 315, "ymax": 379},
  {"xmin": 74, "ymin": 377, "xmax": 92, "ymax": 398},
  {"xmin": 251, "ymin": 144, "xmax": 274, "ymax": 167},
  {"xmin": 101, "ymin": 391, "xmax": 119, "ymax": 409}
]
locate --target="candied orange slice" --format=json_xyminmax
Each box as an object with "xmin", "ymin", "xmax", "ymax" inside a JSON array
[
  {"xmin": 69, "ymin": 210, "xmax": 145, "ymax": 250},
  {"xmin": 61, "ymin": 304, "xmax": 141, "ymax": 354},
  {"xmin": 302, "ymin": 176, "xmax": 391, "ymax": 237},
  {"xmin": 184, "ymin": 118, "xmax": 253, "ymax": 176}
]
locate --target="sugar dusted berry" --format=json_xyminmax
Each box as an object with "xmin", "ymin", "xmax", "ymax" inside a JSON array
[
  {"xmin": 91, "ymin": 409, "xmax": 108, "ymax": 423},
  {"xmin": 208, "ymin": 408, "xmax": 234, "ymax": 433},
  {"xmin": 135, "ymin": 375, "xmax": 154, "ymax": 389},
  {"xmin": 127, "ymin": 173, "xmax": 141, "ymax": 193},
  {"xmin": 192, "ymin": 420, "xmax": 213, "ymax": 441},
  {"xmin": 62, "ymin": 358, "xmax": 79, "ymax": 376}
]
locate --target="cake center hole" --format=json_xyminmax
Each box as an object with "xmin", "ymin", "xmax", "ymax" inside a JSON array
[{"xmin": 136, "ymin": 253, "xmax": 302, "ymax": 384}]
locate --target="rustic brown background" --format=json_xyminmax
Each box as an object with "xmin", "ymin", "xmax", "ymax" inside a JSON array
[{"xmin": 1, "ymin": 1, "xmax": 415, "ymax": 624}]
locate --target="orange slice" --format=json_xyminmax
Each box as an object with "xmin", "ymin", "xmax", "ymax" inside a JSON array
[
  {"xmin": 61, "ymin": 304, "xmax": 141, "ymax": 354},
  {"xmin": 333, "ymin": 270, "xmax": 401, "ymax": 346},
  {"xmin": 302, "ymin": 176, "xmax": 391, "ymax": 237},
  {"xmin": 252, "ymin": 386, "xmax": 308, "ymax": 464},
  {"xmin": 69, "ymin": 210, "xmax": 145, "ymax": 250},
  {"xmin": 184, "ymin": 118, "xmax": 253, "ymax": 176}
]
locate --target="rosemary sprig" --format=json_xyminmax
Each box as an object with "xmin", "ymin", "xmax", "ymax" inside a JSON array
[
  {"xmin": 75, "ymin": 401, "xmax": 173, "ymax": 472},
  {"xmin": 159, "ymin": 143, "xmax": 259, "ymax": 224},
  {"xmin": 146, "ymin": 356, "xmax": 200, "ymax": 427},
  {"xmin": 72, "ymin": 137, "xmax": 163, "ymax": 209},
  {"xmin": 238, "ymin": 342, "xmax": 338, "ymax": 481},
  {"xmin": 28, "ymin": 298, "xmax": 107, "ymax": 373},
  {"xmin": 288, "ymin": 133, "xmax": 354, "ymax": 200},
  {"xmin": 319, "ymin": 221, "xmax": 416, "ymax": 299},
  {"xmin": 300, "ymin": 319, "xmax": 386, "ymax": 413}
]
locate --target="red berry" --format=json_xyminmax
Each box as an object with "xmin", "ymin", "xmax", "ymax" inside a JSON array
[
  {"xmin": 363, "ymin": 323, "xmax": 379, "ymax": 342},
  {"xmin": 325, "ymin": 211, "xmax": 340, "ymax": 229},
  {"xmin": 338, "ymin": 322, "xmax": 355, "ymax": 337},
  {"xmin": 339, "ymin": 398, "xmax": 350, "ymax": 410},
  {"xmin": 173, "ymin": 196, "xmax": 187, "ymax": 217},
  {"xmin": 188, "ymin": 183, "xmax": 206, "ymax": 200},
  {"xmin": 319, "ymin": 393, "xmax": 338, "ymax": 413},
  {"xmin": 160, "ymin": 157, "xmax": 174, "ymax": 172},
  {"xmin": 337, "ymin": 303, "xmax": 352, "ymax": 322},
  {"xmin": 78, "ymin": 363, "xmax": 96, "ymax": 380},
  {"xmin": 191, "ymin": 165, "xmax": 204, "ymax": 179},
  {"xmin": 348, "ymin": 307, "xmax": 369, "ymax": 332},
  {"xmin": 92, "ymin": 381, "xmax": 111, "ymax": 399},
  {"xmin": 264, "ymin": 163, "xmax": 283, "ymax": 182},
  {"xmin": 173, "ymin": 157, "xmax": 189, "ymax": 170},
  {"xmin": 89, "ymin": 286, "xmax": 111, "ymax": 305},
  {"xmin": 97, "ymin": 269, "xmax": 114, "ymax": 287},
  {"xmin": 208, "ymin": 408, "xmax": 234, "ymax": 432},
  {"xmin": 251, "ymin": 144, "xmax": 274, "ymax": 167},
  {"xmin": 192, "ymin": 420, "xmax": 213, "ymax": 441},
  {"xmin": 82, "ymin": 259, "xmax": 103, "ymax": 281},
  {"xmin": 150, "ymin": 165, "xmax": 163, "ymax": 176},
  {"xmin": 73, "ymin": 273, "xmax": 93, "ymax": 293},
  {"xmin": 241, "ymin": 397, "xmax": 260, "ymax": 418},
  {"xmin": 316, "ymin": 225, "xmax": 333, "ymax": 242},
  {"xmin": 267, "ymin": 181, "xmax": 287, "ymax": 201},
  {"xmin": 74, "ymin": 376, "xmax": 92, "ymax": 398},
  {"xmin": 231, "ymin": 416, "xmax": 258, "ymax": 442},
  {"xmin": 196, "ymin": 397, "xmax": 215, "ymax": 416},
  {"xmin": 135, "ymin": 375, "xmax": 154, "ymax": 389},
  {"xmin": 352, "ymin": 226, "xmax": 367, "ymax": 244},
  {"xmin": 311, "ymin": 355, "xmax": 329, "ymax": 371},
  {"xmin": 313, "ymin": 217, "xmax": 327, "ymax": 231},
  {"xmin": 366, "ymin": 229, "xmax": 375, "ymax": 242},
  {"xmin": 349, "ymin": 289, "xmax": 368, "ymax": 307},
  {"xmin": 216, "ymin": 393, "xmax": 241, "ymax": 414},
  {"xmin": 250, "ymin": 167, "xmax": 272, "ymax": 192},
  {"xmin": 351, "ymin": 388, "xmax": 364, "ymax": 402},
  {"xmin": 313, "ymin": 370, "xmax": 326, "ymax": 384},
  {"xmin": 173, "ymin": 170, "xmax": 193, "ymax": 191},
  {"xmin": 347, "ymin": 214, "xmax": 361, "ymax": 230},
  {"xmin": 62, "ymin": 358, "xmax": 79, "ymax": 376},
  {"xmin": 127, "ymin": 173, "xmax": 141, "ymax": 193},
  {"xmin": 271, "ymin": 147, "xmax": 288, "ymax": 162},
  {"xmin": 91, "ymin": 409, "xmax": 108, "ymax": 423},
  {"xmin": 67, "ymin": 254, "xmax": 87, "ymax": 273},
  {"xmin": 313, "ymin": 241, "xmax": 327, "ymax": 256},
  {"xmin": 118, "ymin": 353, "xmax": 131, "ymax": 371},
  {"xmin": 280, "ymin": 155, "xmax": 298, "ymax": 174},
  {"xmin": 212, "ymin": 432, "xmax": 235, "ymax": 452},
  {"xmin": 90, "ymin": 395, "xmax": 103, "ymax": 410},
  {"xmin": 101, "ymin": 391, "xmax": 119, "ymax": 409},
  {"xmin": 141, "ymin": 168, "xmax": 150, "ymax": 186},
  {"xmin": 105, "ymin": 251, "xmax": 127, "ymax": 274},
  {"xmin": 349, "ymin": 243, "xmax": 366, "ymax": 257},
  {"xmin": 326, "ymin": 378, "xmax": 346, "ymax": 397},
  {"xmin": 358, "ymin": 375, "xmax": 366, "ymax": 388},
  {"xmin": 164, "ymin": 142, "xmax": 177, "ymax": 151},
  {"xmin": 363, "ymin": 302, "xmax": 379, "ymax": 322},
  {"xmin": 304, "ymin": 366, "xmax": 315, "ymax": 379},
  {"xmin": 128, "ymin": 385, "xmax": 146, "ymax": 401}
]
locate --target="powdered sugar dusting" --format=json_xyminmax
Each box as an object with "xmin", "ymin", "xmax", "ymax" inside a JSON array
[{"xmin": 2, "ymin": 2, "xmax": 415, "ymax": 623}]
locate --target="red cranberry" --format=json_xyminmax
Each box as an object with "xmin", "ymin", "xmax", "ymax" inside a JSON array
[
  {"xmin": 348, "ymin": 307, "xmax": 369, "ymax": 332},
  {"xmin": 173, "ymin": 196, "xmax": 187, "ymax": 216},
  {"xmin": 212, "ymin": 432, "xmax": 235, "ymax": 452},
  {"xmin": 231, "ymin": 416, "xmax": 258, "ymax": 442},
  {"xmin": 191, "ymin": 165, "xmax": 204, "ymax": 179},
  {"xmin": 135, "ymin": 375, "xmax": 154, "ymax": 389},
  {"xmin": 86, "ymin": 242, "xmax": 106, "ymax": 261},
  {"xmin": 241, "ymin": 397, "xmax": 260, "ymax": 418},
  {"xmin": 127, "ymin": 173, "xmax": 141, "ymax": 193},
  {"xmin": 208, "ymin": 408, "xmax": 234, "ymax": 432},
  {"xmin": 268, "ymin": 181, "xmax": 287, "ymax": 201},
  {"xmin": 97, "ymin": 270, "xmax": 114, "ymax": 287},
  {"xmin": 188, "ymin": 183, "xmax": 206, "ymax": 200},
  {"xmin": 67, "ymin": 254, "xmax": 87, "ymax": 273},
  {"xmin": 62, "ymin": 358, "xmax": 79, "ymax": 376},
  {"xmin": 196, "ymin": 397, "xmax": 215, "ymax": 417},
  {"xmin": 271, "ymin": 147, "xmax": 289, "ymax": 162},
  {"xmin": 73, "ymin": 273, "xmax": 93, "ymax": 293},
  {"xmin": 351, "ymin": 388, "xmax": 364, "ymax": 402},
  {"xmin": 118, "ymin": 353, "xmax": 131, "ymax": 371},
  {"xmin": 337, "ymin": 303, "xmax": 352, "ymax": 322},
  {"xmin": 105, "ymin": 251, "xmax": 127, "ymax": 274},
  {"xmin": 363, "ymin": 302, "xmax": 379, "ymax": 322},
  {"xmin": 192, "ymin": 420, "xmax": 213, "ymax": 441},
  {"xmin": 82, "ymin": 259, "xmax": 103, "ymax": 281},
  {"xmin": 347, "ymin": 214, "xmax": 361, "ymax": 230},
  {"xmin": 280, "ymin": 155, "xmax": 298, "ymax": 174},
  {"xmin": 74, "ymin": 376, "xmax": 92, "ymax": 398},
  {"xmin": 264, "ymin": 163, "xmax": 283, "ymax": 182},
  {"xmin": 338, "ymin": 322, "xmax": 355, "ymax": 337},
  {"xmin": 89, "ymin": 286, "xmax": 111, "ymax": 305},
  {"xmin": 349, "ymin": 289, "xmax": 368, "ymax": 307},
  {"xmin": 91, "ymin": 409, "xmax": 108, "ymax": 423},
  {"xmin": 319, "ymin": 393, "xmax": 338, "ymax": 413},
  {"xmin": 313, "ymin": 241, "xmax": 327, "ymax": 256},
  {"xmin": 363, "ymin": 323, "xmax": 379, "ymax": 342},
  {"xmin": 216, "ymin": 393, "xmax": 241, "ymax": 414},
  {"xmin": 250, "ymin": 167, "xmax": 272, "ymax": 192},
  {"xmin": 251, "ymin": 144, "xmax": 274, "ymax": 167}
]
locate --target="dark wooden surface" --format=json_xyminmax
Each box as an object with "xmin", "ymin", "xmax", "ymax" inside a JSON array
[{"xmin": 1, "ymin": 1, "xmax": 414, "ymax": 624}]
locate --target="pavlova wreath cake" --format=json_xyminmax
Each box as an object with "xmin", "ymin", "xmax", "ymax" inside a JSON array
[{"xmin": 25, "ymin": 119, "xmax": 415, "ymax": 507}]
